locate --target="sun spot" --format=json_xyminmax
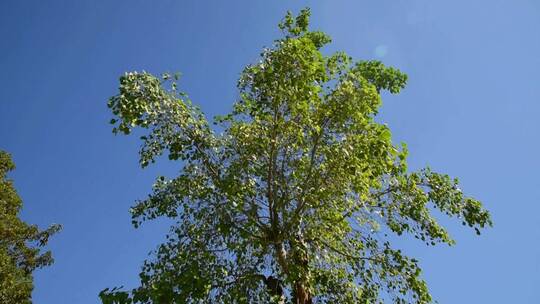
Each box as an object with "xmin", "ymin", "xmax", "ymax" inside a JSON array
[{"xmin": 374, "ymin": 45, "xmax": 388, "ymax": 58}]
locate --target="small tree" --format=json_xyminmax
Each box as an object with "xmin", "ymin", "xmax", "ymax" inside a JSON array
[
  {"xmin": 0, "ymin": 150, "xmax": 61, "ymax": 303},
  {"xmin": 100, "ymin": 9, "xmax": 491, "ymax": 304}
]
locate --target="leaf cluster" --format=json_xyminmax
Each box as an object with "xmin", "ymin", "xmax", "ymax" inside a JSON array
[{"xmin": 0, "ymin": 151, "xmax": 61, "ymax": 304}]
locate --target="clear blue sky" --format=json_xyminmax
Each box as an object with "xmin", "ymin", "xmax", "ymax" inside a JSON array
[{"xmin": 1, "ymin": 1, "xmax": 539, "ymax": 303}]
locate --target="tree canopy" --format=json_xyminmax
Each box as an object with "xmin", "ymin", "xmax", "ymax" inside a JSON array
[
  {"xmin": 0, "ymin": 150, "xmax": 61, "ymax": 303},
  {"xmin": 100, "ymin": 8, "xmax": 491, "ymax": 304}
]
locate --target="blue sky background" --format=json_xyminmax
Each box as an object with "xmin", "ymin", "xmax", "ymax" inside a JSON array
[{"xmin": 1, "ymin": 1, "xmax": 539, "ymax": 303}]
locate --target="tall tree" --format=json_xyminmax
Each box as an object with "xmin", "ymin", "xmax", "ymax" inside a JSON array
[
  {"xmin": 0, "ymin": 150, "xmax": 61, "ymax": 303},
  {"xmin": 100, "ymin": 9, "xmax": 491, "ymax": 304}
]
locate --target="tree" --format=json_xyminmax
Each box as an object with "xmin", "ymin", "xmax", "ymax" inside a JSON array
[
  {"xmin": 0, "ymin": 150, "xmax": 61, "ymax": 304},
  {"xmin": 100, "ymin": 8, "xmax": 491, "ymax": 304}
]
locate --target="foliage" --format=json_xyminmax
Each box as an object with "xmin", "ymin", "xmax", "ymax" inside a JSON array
[
  {"xmin": 0, "ymin": 150, "xmax": 61, "ymax": 303},
  {"xmin": 100, "ymin": 8, "xmax": 491, "ymax": 304}
]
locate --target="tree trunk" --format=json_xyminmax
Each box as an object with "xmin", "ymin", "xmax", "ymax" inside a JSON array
[
  {"xmin": 273, "ymin": 241, "xmax": 312, "ymax": 303},
  {"xmin": 293, "ymin": 282, "xmax": 312, "ymax": 304}
]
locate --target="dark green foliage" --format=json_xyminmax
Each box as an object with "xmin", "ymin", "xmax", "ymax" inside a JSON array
[{"xmin": 0, "ymin": 151, "xmax": 61, "ymax": 303}]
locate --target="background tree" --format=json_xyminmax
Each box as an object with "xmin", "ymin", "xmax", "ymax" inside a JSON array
[
  {"xmin": 100, "ymin": 8, "xmax": 491, "ymax": 304},
  {"xmin": 0, "ymin": 150, "xmax": 61, "ymax": 304}
]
